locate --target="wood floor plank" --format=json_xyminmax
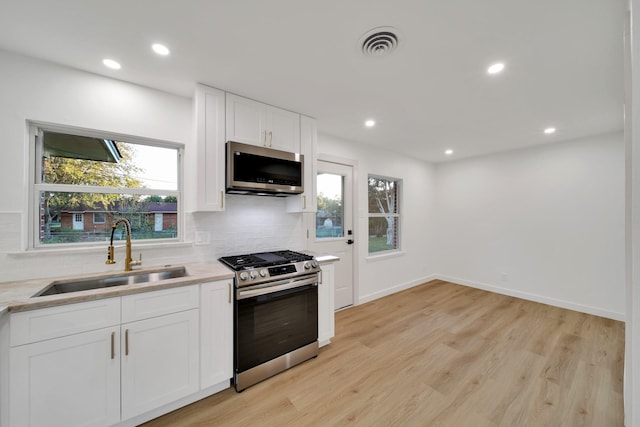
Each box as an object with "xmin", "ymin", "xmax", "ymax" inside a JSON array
[{"xmin": 141, "ymin": 280, "xmax": 624, "ymax": 427}]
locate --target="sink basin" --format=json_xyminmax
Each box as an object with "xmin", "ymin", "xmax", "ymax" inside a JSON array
[{"xmin": 33, "ymin": 267, "xmax": 188, "ymax": 297}]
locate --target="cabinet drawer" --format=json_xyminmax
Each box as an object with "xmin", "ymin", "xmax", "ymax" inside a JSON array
[
  {"xmin": 10, "ymin": 298, "xmax": 121, "ymax": 346},
  {"xmin": 122, "ymin": 285, "xmax": 199, "ymax": 323}
]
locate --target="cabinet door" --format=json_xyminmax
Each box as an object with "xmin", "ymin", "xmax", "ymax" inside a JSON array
[
  {"xmin": 266, "ymin": 106, "xmax": 300, "ymax": 152},
  {"xmin": 287, "ymin": 115, "xmax": 317, "ymax": 212},
  {"xmin": 318, "ymin": 264, "xmax": 335, "ymax": 347},
  {"xmin": 194, "ymin": 84, "xmax": 225, "ymax": 211},
  {"xmin": 226, "ymin": 93, "xmax": 267, "ymax": 146},
  {"xmin": 200, "ymin": 280, "xmax": 233, "ymax": 389},
  {"xmin": 121, "ymin": 310, "xmax": 199, "ymax": 420},
  {"xmin": 10, "ymin": 327, "xmax": 120, "ymax": 427}
]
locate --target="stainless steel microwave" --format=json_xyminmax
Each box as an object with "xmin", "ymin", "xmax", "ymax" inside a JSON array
[{"xmin": 225, "ymin": 141, "xmax": 304, "ymax": 196}]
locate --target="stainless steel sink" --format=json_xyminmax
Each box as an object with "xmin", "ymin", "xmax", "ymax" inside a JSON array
[{"xmin": 33, "ymin": 267, "xmax": 188, "ymax": 297}]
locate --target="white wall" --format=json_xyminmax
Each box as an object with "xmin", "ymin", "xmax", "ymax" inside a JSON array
[
  {"xmin": 435, "ymin": 132, "xmax": 626, "ymax": 320},
  {"xmin": 317, "ymin": 134, "xmax": 438, "ymax": 303},
  {"xmin": 0, "ymin": 50, "xmax": 304, "ymax": 281},
  {"xmin": 625, "ymin": 1, "xmax": 639, "ymax": 424}
]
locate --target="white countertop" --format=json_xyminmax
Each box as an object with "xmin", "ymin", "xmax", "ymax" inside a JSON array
[{"xmin": 0, "ymin": 262, "xmax": 234, "ymax": 316}]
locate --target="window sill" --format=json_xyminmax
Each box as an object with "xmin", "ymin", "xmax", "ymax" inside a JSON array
[
  {"xmin": 365, "ymin": 250, "xmax": 405, "ymax": 262},
  {"xmin": 7, "ymin": 241, "xmax": 193, "ymax": 258}
]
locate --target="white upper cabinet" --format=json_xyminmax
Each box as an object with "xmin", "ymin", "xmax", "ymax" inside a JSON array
[
  {"xmin": 286, "ymin": 115, "xmax": 317, "ymax": 213},
  {"xmin": 226, "ymin": 93, "xmax": 300, "ymax": 153},
  {"xmin": 193, "ymin": 84, "xmax": 226, "ymax": 212}
]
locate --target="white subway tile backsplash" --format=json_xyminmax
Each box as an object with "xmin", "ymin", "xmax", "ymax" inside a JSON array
[{"xmin": 1, "ymin": 194, "xmax": 306, "ymax": 282}]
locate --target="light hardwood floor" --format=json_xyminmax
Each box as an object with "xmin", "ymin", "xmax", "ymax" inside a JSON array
[{"xmin": 142, "ymin": 280, "xmax": 625, "ymax": 426}]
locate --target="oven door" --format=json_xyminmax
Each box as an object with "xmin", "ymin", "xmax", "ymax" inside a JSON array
[{"xmin": 235, "ymin": 275, "xmax": 318, "ymax": 373}]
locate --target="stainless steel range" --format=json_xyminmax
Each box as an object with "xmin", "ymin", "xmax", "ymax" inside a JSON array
[{"xmin": 219, "ymin": 250, "xmax": 320, "ymax": 391}]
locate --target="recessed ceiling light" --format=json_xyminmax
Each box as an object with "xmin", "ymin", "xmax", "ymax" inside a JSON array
[
  {"xmin": 487, "ymin": 62, "xmax": 505, "ymax": 74},
  {"xmin": 365, "ymin": 119, "xmax": 376, "ymax": 127},
  {"xmin": 152, "ymin": 43, "xmax": 170, "ymax": 56},
  {"xmin": 544, "ymin": 127, "xmax": 556, "ymax": 134},
  {"xmin": 102, "ymin": 59, "xmax": 121, "ymax": 70},
  {"xmin": 445, "ymin": 149, "xmax": 453, "ymax": 155}
]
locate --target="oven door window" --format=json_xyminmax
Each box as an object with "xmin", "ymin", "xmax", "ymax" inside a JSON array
[{"xmin": 236, "ymin": 283, "xmax": 318, "ymax": 372}]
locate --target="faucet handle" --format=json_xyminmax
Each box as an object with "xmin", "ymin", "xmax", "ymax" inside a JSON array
[{"xmin": 130, "ymin": 253, "xmax": 143, "ymax": 267}]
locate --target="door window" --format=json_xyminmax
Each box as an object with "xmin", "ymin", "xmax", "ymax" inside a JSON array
[{"xmin": 316, "ymin": 173, "xmax": 344, "ymax": 238}]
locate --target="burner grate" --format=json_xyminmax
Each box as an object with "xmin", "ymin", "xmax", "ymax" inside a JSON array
[{"xmin": 219, "ymin": 250, "xmax": 312, "ymax": 271}]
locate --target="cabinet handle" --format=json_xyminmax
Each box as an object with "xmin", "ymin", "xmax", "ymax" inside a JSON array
[
  {"xmin": 302, "ymin": 195, "xmax": 306, "ymax": 210},
  {"xmin": 319, "ymin": 270, "xmax": 323, "ymax": 284},
  {"xmin": 262, "ymin": 130, "xmax": 267, "ymax": 146},
  {"xmin": 228, "ymin": 282, "xmax": 232, "ymax": 304},
  {"xmin": 221, "ymin": 190, "xmax": 224, "ymax": 209},
  {"xmin": 268, "ymin": 131, "xmax": 273, "ymax": 147},
  {"xmin": 111, "ymin": 332, "xmax": 115, "ymax": 359},
  {"xmin": 125, "ymin": 329, "xmax": 129, "ymax": 356}
]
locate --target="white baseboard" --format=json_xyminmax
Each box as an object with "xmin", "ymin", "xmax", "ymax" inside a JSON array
[
  {"xmin": 435, "ymin": 274, "xmax": 625, "ymax": 322},
  {"xmin": 358, "ymin": 274, "xmax": 438, "ymax": 305}
]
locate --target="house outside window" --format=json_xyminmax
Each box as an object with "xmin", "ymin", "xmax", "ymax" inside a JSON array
[
  {"xmin": 32, "ymin": 124, "xmax": 182, "ymax": 247},
  {"xmin": 368, "ymin": 175, "xmax": 400, "ymax": 254}
]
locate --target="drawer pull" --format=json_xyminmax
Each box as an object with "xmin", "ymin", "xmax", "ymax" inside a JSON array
[
  {"xmin": 125, "ymin": 329, "xmax": 129, "ymax": 356},
  {"xmin": 110, "ymin": 332, "xmax": 115, "ymax": 359}
]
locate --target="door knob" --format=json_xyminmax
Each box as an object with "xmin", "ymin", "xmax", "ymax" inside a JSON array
[{"xmin": 347, "ymin": 239, "xmax": 354, "ymax": 245}]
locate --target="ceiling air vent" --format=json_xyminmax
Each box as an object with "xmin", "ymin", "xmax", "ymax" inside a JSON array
[{"xmin": 360, "ymin": 27, "xmax": 400, "ymax": 57}]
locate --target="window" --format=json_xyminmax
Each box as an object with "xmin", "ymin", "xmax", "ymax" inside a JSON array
[
  {"xmin": 368, "ymin": 176, "xmax": 400, "ymax": 254},
  {"xmin": 33, "ymin": 125, "xmax": 181, "ymax": 247},
  {"xmin": 93, "ymin": 212, "xmax": 106, "ymax": 224},
  {"xmin": 316, "ymin": 172, "xmax": 344, "ymax": 238}
]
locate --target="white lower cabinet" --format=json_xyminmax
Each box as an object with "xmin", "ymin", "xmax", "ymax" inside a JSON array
[
  {"xmin": 10, "ymin": 326, "xmax": 121, "ymax": 427},
  {"xmin": 200, "ymin": 280, "xmax": 233, "ymax": 389},
  {"xmin": 318, "ymin": 263, "xmax": 335, "ymax": 346},
  {"xmin": 120, "ymin": 309, "xmax": 199, "ymax": 420},
  {"xmin": 7, "ymin": 284, "xmax": 213, "ymax": 427}
]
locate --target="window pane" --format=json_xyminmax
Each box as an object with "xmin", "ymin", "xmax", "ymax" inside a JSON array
[
  {"xmin": 316, "ymin": 173, "xmax": 344, "ymax": 238},
  {"xmin": 42, "ymin": 138, "xmax": 178, "ymax": 191},
  {"xmin": 368, "ymin": 217, "xmax": 399, "ymax": 253},
  {"xmin": 368, "ymin": 177, "xmax": 397, "ymax": 214},
  {"xmin": 38, "ymin": 191, "xmax": 178, "ymax": 244}
]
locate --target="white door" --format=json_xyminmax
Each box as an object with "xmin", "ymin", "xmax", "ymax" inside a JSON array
[
  {"xmin": 121, "ymin": 310, "xmax": 200, "ymax": 420},
  {"xmin": 154, "ymin": 213, "xmax": 163, "ymax": 232},
  {"xmin": 72, "ymin": 213, "xmax": 84, "ymax": 230},
  {"xmin": 10, "ymin": 327, "xmax": 121, "ymax": 427},
  {"xmin": 310, "ymin": 160, "xmax": 355, "ymax": 310}
]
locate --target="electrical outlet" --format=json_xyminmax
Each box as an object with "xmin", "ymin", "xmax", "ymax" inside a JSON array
[{"xmin": 194, "ymin": 231, "xmax": 211, "ymax": 246}]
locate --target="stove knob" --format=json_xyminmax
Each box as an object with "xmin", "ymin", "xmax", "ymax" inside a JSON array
[
  {"xmin": 239, "ymin": 272, "xmax": 249, "ymax": 281},
  {"xmin": 249, "ymin": 271, "xmax": 257, "ymax": 280},
  {"xmin": 311, "ymin": 261, "xmax": 318, "ymax": 269},
  {"xmin": 303, "ymin": 261, "xmax": 311, "ymax": 270},
  {"xmin": 259, "ymin": 269, "xmax": 268, "ymax": 278}
]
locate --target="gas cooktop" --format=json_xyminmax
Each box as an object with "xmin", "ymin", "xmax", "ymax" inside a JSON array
[{"xmin": 218, "ymin": 250, "xmax": 313, "ymax": 271}]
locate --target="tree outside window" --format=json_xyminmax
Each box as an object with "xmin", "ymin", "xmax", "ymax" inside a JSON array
[{"xmin": 368, "ymin": 176, "xmax": 400, "ymax": 253}]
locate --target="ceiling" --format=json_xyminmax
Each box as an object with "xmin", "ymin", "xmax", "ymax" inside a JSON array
[{"xmin": 0, "ymin": 0, "xmax": 626, "ymax": 162}]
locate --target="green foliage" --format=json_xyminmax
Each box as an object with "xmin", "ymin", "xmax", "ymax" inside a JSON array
[{"xmin": 43, "ymin": 142, "xmax": 144, "ymax": 212}]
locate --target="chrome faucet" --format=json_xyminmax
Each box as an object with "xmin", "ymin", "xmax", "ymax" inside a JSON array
[{"xmin": 106, "ymin": 218, "xmax": 142, "ymax": 271}]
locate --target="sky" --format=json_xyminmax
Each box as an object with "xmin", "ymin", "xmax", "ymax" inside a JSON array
[{"xmin": 128, "ymin": 144, "xmax": 178, "ymax": 191}]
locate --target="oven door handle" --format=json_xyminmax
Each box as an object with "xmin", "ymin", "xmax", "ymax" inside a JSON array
[{"xmin": 237, "ymin": 275, "xmax": 318, "ymax": 299}]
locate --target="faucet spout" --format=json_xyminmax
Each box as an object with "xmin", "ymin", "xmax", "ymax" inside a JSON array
[{"xmin": 106, "ymin": 218, "xmax": 142, "ymax": 271}]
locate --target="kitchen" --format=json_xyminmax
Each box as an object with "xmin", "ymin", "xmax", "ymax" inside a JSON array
[{"xmin": 0, "ymin": 0, "xmax": 637, "ymax": 426}]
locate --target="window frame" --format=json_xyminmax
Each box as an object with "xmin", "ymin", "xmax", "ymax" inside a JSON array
[
  {"xmin": 29, "ymin": 122, "xmax": 184, "ymax": 250},
  {"xmin": 367, "ymin": 174, "xmax": 401, "ymax": 255}
]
